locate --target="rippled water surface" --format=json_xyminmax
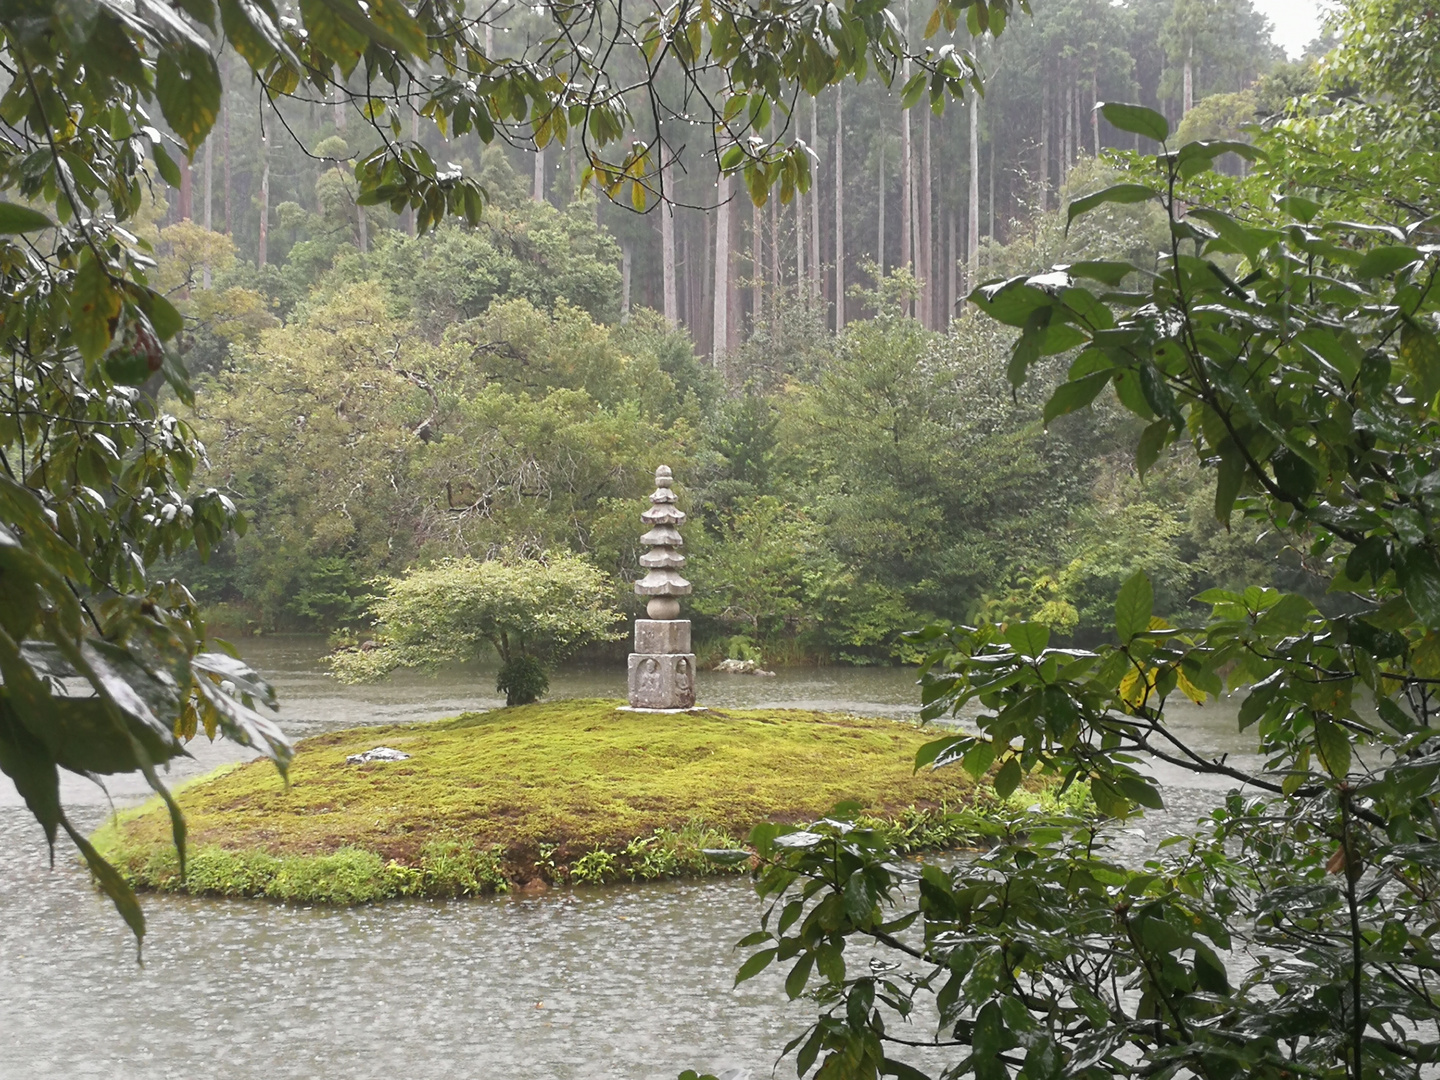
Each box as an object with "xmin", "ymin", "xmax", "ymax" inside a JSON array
[{"xmin": 0, "ymin": 640, "xmax": 1250, "ymax": 1079}]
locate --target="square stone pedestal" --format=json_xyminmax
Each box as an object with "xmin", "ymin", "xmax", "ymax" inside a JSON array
[
  {"xmin": 634, "ymin": 618, "xmax": 691, "ymax": 654},
  {"xmin": 628, "ymin": 619, "xmax": 696, "ymax": 708}
]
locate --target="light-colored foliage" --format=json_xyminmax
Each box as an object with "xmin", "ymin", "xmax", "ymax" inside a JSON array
[{"xmin": 329, "ymin": 554, "xmax": 621, "ymax": 684}]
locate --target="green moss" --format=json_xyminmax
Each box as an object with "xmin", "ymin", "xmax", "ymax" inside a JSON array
[{"xmin": 95, "ymin": 699, "xmax": 1054, "ymax": 903}]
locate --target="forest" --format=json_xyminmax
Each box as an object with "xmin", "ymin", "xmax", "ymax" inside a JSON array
[{"xmin": 150, "ymin": 0, "xmax": 1302, "ymax": 661}]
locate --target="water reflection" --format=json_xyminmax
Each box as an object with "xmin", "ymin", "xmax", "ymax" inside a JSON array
[{"xmin": 0, "ymin": 643, "xmax": 1258, "ymax": 1079}]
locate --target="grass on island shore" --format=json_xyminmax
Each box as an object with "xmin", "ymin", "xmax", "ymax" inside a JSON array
[{"xmin": 94, "ymin": 698, "xmax": 1075, "ymax": 904}]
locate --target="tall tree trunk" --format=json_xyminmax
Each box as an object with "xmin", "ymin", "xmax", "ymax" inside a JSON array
[
  {"xmin": 959, "ymin": 206, "xmax": 967, "ymax": 298},
  {"xmin": 988, "ymin": 130, "xmax": 995, "ymax": 243},
  {"xmin": 877, "ymin": 138, "xmax": 885, "ymax": 276},
  {"xmin": 335, "ymin": 80, "xmax": 347, "ymax": 131},
  {"xmin": 679, "ymin": 231, "xmax": 688, "ymax": 327},
  {"xmin": 1062, "ymin": 80, "xmax": 1071, "ymax": 169},
  {"xmin": 621, "ymin": 243, "xmax": 632, "ymax": 318},
  {"xmin": 967, "ymin": 95, "xmax": 979, "ymax": 281},
  {"xmin": 946, "ymin": 205, "xmax": 955, "ymax": 326},
  {"xmin": 920, "ymin": 107, "xmax": 933, "ymax": 327},
  {"xmin": 713, "ymin": 173, "xmax": 731, "ymax": 363},
  {"xmin": 900, "ymin": 93, "xmax": 912, "ymax": 275},
  {"xmin": 202, "ymin": 135, "xmax": 213, "ymax": 287},
  {"xmin": 796, "ymin": 180, "xmax": 806, "ymax": 294},
  {"xmin": 1183, "ymin": 45, "xmax": 1193, "ymax": 116},
  {"xmin": 222, "ymin": 81, "xmax": 232, "ymax": 236},
  {"xmin": 808, "ymin": 96, "xmax": 821, "ymax": 302},
  {"xmin": 533, "ymin": 145, "xmax": 546, "ymax": 204},
  {"xmin": 834, "ymin": 85, "xmax": 845, "ymax": 333},
  {"xmin": 1039, "ymin": 76, "xmax": 1050, "ymax": 211},
  {"xmin": 660, "ymin": 152, "xmax": 678, "ymax": 326},
  {"xmin": 257, "ymin": 120, "xmax": 269, "ymax": 267},
  {"xmin": 202, "ymin": 135, "xmax": 212, "ymax": 231},
  {"xmin": 700, "ymin": 209, "xmax": 713, "ymax": 355},
  {"xmin": 409, "ymin": 101, "xmax": 420, "ymax": 235},
  {"xmin": 727, "ymin": 187, "xmax": 742, "ymax": 361},
  {"xmin": 769, "ymin": 187, "xmax": 780, "ymax": 301},
  {"xmin": 751, "ymin": 197, "xmax": 762, "ymax": 331},
  {"xmin": 358, "ymin": 204, "xmax": 368, "ymax": 254},
  {"xmin": 900, "ymin": 0, "xmax": 912, "ymax": 310},
  {"xmin": 1091, "ymin": 68, "xmax": 1100, "ymax": 155}
]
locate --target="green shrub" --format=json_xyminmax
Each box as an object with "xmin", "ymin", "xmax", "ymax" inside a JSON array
[{"xmin": 496, "ymin": 655, "xmax": 550, "ymax": 706}]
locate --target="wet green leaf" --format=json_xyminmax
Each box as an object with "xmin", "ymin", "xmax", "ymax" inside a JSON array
[
  {"xmin": 1115, "ymin": 571, "xmax": 1154, "ymax": 643},
  {"xmin": 155, "ymin": 46, "xmax": 221, "ymax": 155},
  {"xmin": 994, "ymin": 756, "xmax": 1022, "ymax": 799},
  {"xmin": 0, "ymin": 201, "xmax": 53, "ymax": 233},
  {"xmin": 1044, "ymin": 370, "xmax": 1112, "ymax": 423},
  {"xmin": 1356, "ymin": 246, "xmax": 1420, "ymax": 279},
  {"xmin": 1096, "ymin": 102, "xmax": 1169, "ymax": 142},
  {"xmin": 1314, "ymin": 716, "xmax": 1352, "ymax": 778},
  {"xmin": 1398, "ymin": 548, "xmax": 1440, "ymax": 630},
  {"xmin": 69, "ymin": 253, "xmax": 120, "ymax": 362},
  {"xmin": 1067, "ymin": 184, "xmax": 1160, "ymax": 228},
  {"xmin": 734, "ymin": 947, "xmax": 776, "ymax": 985}
]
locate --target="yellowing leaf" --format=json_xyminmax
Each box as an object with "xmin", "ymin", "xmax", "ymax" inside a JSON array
[
  {"xmin": 1176, "ymin": 668, "xmax": 1206, "ymax": 705},
  {"xmin": 1119, "ymin": 666, "xmax": 1156, "ymax": 709}
]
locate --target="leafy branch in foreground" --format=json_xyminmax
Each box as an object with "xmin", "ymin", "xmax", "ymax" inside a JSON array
[{"xmin": 700, "ymin": 85, "xmax": 1440, "ymax": 1080}]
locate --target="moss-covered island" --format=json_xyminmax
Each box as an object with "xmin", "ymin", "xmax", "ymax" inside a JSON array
[{"xmin": 95, "ymin": 699, "xmax": 1042, "ymax": 904}]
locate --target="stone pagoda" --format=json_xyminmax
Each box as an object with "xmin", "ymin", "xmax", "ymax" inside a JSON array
[{"xmin": 627, "ymin": 465, "xmax": 696, "ymax": 709}]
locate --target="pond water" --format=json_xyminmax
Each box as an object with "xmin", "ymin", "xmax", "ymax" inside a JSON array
[{"xmin": 0, "ymin": 639, "xmax": 1255, "ymax": 1080}]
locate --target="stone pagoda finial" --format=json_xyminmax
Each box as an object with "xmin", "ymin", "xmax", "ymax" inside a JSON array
[
  {"xmin": 633, "ymin": 464, "xmax": 691, "ymax": 621},
  {"xmin": 627, "ymin": 465, "xmax": 696, "ymax": 710}
]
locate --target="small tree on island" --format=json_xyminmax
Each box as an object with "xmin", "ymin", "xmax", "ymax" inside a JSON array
[{"xmin": 331, "ymin": 555, "xmax": 621, "ymax": 705}]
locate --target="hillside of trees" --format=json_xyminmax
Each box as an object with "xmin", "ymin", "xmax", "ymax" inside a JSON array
[
  {"xmin": 143, "ymin": 0, "xmax": 1309, "ymax": 660},
  {"xmin": 164, "ymin": 0, "xmax": 1299, "ymax": 346}
]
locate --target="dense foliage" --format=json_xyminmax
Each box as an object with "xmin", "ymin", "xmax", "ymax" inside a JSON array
[
  {"xmin": 699, "ymin": 4, "xmax": 1440, "ymax": 1076},
  {"xmin": 183, "ymin": 201, "xmax": 1273, "ymax": 665}
]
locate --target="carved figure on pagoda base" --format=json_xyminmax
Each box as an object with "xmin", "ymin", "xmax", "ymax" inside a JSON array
[{"xmin": 627, "ymin": 653, "xmax": 696, "ymax": 710}]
